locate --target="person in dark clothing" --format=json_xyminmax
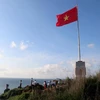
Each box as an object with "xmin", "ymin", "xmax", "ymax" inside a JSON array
[{"xmin": 19, "ymin": 80, "xmax": 22, "ymax": 88}]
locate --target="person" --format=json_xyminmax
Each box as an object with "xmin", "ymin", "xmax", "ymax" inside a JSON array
[
  {"xmin": 32, "ymin": 80, "xmax": 35, "ymax": 90},
  {"xmin": 31, "ymin": 78, "xmax": 33, "ymax": 86},
  {"xmin": 4, "ymin": 84, "xmax": 10, "ymax": 93},
  {"xmin": 47, "ymin": 81, "xmax": 50, "ymax": 88},
  {"xmin": 49, "ymin": 81, "xmax": 52, "ymax": 88},
  {"xmin": 47, "ymin": 81, "xmax": 52, "ymax": 88},
  {"xmin": 43, "ymin": 81, "xmax": 47, "ymax": 89},
  {"xmin": 6, "ymin": 84, "xmax": 9, "ymax": 89},
  {"xmin": 19, "ymin": 80, "xmax": 22, "ymax": 88},
  {"xmin": 55, "ymin": 80, "xmax": 58, "ymax": 86},
  {"xmin": 58, "ymin": 79, "xmax": 60, "ymax": 84},
  {"xmin": 32, "ymin": 80, "xmax": 35, "ymax": 86},
  {"xmin": 34, "ymin": 80, "xmax": 37, "ymax": 85},
  {"xmin": 52, "ymin": 80, "xmax": 56, "ymax": 87}
]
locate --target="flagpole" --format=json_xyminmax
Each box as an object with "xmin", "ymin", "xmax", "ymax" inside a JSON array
[
  {"xmin": 76, "ymin": 0, "xmax": 81, "ymax": 61},
  {"xmin": 77, "ymin": 14, "xmax": 81, "ymax": 61}
]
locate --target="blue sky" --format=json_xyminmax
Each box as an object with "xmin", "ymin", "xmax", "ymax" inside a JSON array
[{"xmin": 0, "ymin": 0, "xmax": 100, "ymax": 78}]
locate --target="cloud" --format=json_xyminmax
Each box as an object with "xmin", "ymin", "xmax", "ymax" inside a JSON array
[
  {"xmin": 0, "ymin": 63, "xmax": 71, "ymax": 79},
  {"xmin": 1, "ymin": 50, "xmax": 100, "ymax": 79},
  {"xmin": 0, "ymin": 49, "xmax": 4, "ymax": 59},
  {"xmin": 0, "ymin": 68, "xmax": 7, "ymax": 72},
  {"xmin": 0, "ymin": 59, "xmax": 100, "ymax": 79},
  {"xmin": 0, "ymin": 54, "xmax": 4, "ymax": 59},
  {"xmin": 87, "ymin": 43, "xmax": 94, "ymax": 48},
  {"xmin": 10, "ymin": 41, "xmax": 17, "ymax": 48},
  {"xmin": 20, "ymin": 42, "xmax": 28, "ymax": 50},
  {"xmin": 0, "ymin": 53, "xmax": 73, "ymax": 78},
  {"xmin": 10, "ymin": 41, "xmax": 33, "ymax": 50},
  {"xmin": 36, "ymin": 64, "xmax": 69, "ymax": 79}
]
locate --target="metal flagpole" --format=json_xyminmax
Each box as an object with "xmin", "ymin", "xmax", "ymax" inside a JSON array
[
  {"xmin": 75, "ymin": 0, "xmax": 86, "ymax": 79},
  {"xmin": 77, "ymin": 13, "xmax": 81, "ymax": 61},
  {"xmin": 76, "ymin": 0, "xmax": 81, "ymax": 61}
]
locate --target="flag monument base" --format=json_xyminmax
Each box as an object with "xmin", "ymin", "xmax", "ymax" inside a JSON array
[{"xmin": 75, "ymin": 61, "xmax": 86, "ymax": 79}]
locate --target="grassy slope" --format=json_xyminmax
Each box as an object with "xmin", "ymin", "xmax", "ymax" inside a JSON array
[{"xmin": 1, "ymin": 73, "xmax": 100, "ymax": 100}]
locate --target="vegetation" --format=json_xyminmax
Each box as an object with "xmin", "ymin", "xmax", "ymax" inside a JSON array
[{"xmin": 1, "ymin": 73, "xmax": 100, "ymax": 100}]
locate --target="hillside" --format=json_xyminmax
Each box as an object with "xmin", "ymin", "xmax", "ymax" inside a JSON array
[{"xmin": 0, "ymin": 74, "xmax": 100, "ymax": 100}]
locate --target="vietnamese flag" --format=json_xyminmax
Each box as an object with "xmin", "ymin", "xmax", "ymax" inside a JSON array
[{"xmin": 56, "ymin": 6, "xmax": 78, "ymax": 26}]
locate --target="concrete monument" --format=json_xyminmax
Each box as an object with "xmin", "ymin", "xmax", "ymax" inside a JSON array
[{"xmin": 75, "ymin": 61, "xmax": 86, "ymax": 78}]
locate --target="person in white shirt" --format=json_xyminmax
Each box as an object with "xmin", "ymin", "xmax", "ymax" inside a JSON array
[
  {"xmin": 34, "ymin": 80, "xmax": 37, "ymax": 85},
  {"xmin": 32, "ymin": 81, "xmax": 35, "ymax": 86}
]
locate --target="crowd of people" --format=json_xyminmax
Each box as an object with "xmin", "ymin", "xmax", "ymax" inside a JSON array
[
  {"xmin": 31, "ymin": 79, "xmax": 61, "ymax": 89},
  {"xmin": 4, "ymin": 79, "xmax": 62, "ymax": 93}
]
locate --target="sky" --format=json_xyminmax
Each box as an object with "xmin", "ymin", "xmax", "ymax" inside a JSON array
[{"xmin": 0, "ymin": 0, "xmax": 100, "ymax": 79}]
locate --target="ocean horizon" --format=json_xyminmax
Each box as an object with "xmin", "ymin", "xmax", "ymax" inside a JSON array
[{"xmin": 0, "ymin": 78, "xmax": 54, "ymax": 94}]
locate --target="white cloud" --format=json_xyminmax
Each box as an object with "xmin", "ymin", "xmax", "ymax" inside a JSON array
[
  {"xmin": 0, "ymin": 54, "xmax": 4, "ymax": 59},
  {"xmin": 36, "ymin": 64, "xmax": 69, "ymax": 79},
  {"xmin": 0, "ymin": 49, "xmax": 4, "ymax": 59},
  {"xmin": 20, "ymin": 42, "xmax": 28, "ymax": 50},
  {"xmin": 0, "ymin": 53, "xmax": 73, "ymax": 78},
  {"xmin": 10, "ymin": 41, "xmax": 33, "ymax": 50},
  {"xmin": 10, "ymin": 41, "xmax": 17, "ymax": 48},
  {"xmin": 67, "ymin": 60, "xmax": 75, "ymax": 68},
  {"xmin": 0, "ymin": 68, "xmax": 7, "ymax": 72},
  {"xmin": 0, "ymin": 51, "xmax": 100, "ymax": 79},
  {"xmin": 0, "ymin": 59, "xmax": 100, "ymax": 79},
  {"xmin": 0, "ymin": 63, "xmax": 70, "ymax": 79},
  {"xmin": 87, "ymin": 43, "xmax": 94, "ymax": 48}
]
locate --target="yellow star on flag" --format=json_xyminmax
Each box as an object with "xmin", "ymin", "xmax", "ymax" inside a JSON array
[{"xmin": 64, "ymin": 15, "xmax": 69, "ymax": 21}]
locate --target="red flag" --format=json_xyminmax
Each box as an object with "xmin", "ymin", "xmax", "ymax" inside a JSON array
[{"xmin": 56, "ymin": 6, "xmax": 78, "ymax": 27}]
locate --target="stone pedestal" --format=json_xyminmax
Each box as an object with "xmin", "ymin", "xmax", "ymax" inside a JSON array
[{"xmin": 75, "ymin": 61, "xmax": 86, "ymax": 78}]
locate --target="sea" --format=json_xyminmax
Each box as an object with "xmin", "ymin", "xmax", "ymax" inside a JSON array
[{"xmin": 0, "ymin": 78, "xmax": 52, "ymax": 94}]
